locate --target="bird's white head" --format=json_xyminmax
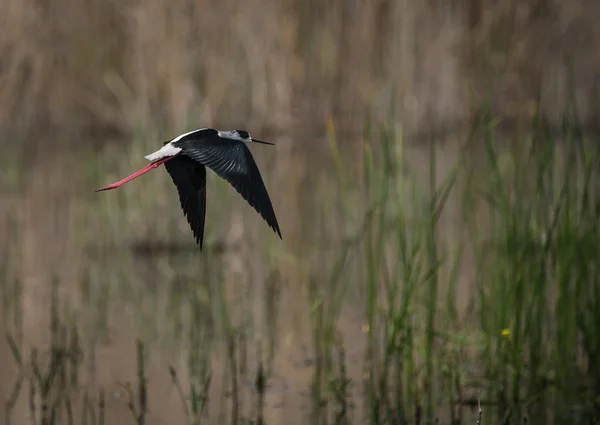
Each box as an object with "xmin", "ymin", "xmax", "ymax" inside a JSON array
[
  {"xmin": 217, "ymin": 130, "xmax": 251, "ymax": 143},
  {"xmin": 218, "ymin": 130, "xmax": 274, "ymax": 145}
]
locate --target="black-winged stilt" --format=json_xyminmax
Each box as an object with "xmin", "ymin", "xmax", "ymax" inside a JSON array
[{"xmin": 96, "ymin": 128, "xmax": 282, "ymax": 250}]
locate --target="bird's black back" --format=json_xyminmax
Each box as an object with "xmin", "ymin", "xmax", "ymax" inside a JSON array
[{"xmin": 171, "ymin": 133, "xmax": 282, "ymax": 240}]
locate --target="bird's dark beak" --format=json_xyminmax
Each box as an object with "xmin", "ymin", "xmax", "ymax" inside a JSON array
[{"xmin": 252, "ymin": 139, "xmax": 275, "ymax": 145}]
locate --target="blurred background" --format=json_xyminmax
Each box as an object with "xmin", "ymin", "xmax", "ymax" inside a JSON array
[{"xmin": 1, "ymin": 0, "xmax": 600, "ymax": 424}]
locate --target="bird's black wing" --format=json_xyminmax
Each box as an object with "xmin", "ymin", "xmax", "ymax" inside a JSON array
[
  {"xmin": 180, "ymin": 140, "xmax": 282, "ymax": 239},
  {"xmin": 164, "ymin": 156, "xmax": 207, "ymax": 250}
]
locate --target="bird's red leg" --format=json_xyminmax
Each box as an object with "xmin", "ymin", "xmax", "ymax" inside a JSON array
[{"xmin": 95, "ymin": 156, "xmax": 177, "ymax": 192}]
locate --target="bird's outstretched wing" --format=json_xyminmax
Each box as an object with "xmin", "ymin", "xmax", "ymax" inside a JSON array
[
  {"xmin": 164, "ymin": 156, "xmax": 207, "ymax": 249},
  {"xmin": 181, "ymin": 140, "xmax": 282, "ymax": 239}
]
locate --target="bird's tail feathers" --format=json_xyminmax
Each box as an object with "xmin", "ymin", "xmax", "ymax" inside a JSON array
[{"xmin": 145, "ymin": 144, "xmax": 183, "ymax": 161}]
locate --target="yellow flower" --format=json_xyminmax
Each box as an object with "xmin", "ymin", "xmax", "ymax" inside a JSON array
[{"xmin": 501, "ymin": 328, "xmax": 511, "ymax": 337}]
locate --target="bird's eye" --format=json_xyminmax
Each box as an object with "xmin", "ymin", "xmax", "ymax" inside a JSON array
[{"xmin": 236, "ymin": 130, "xmax": 249, "ymax": 139}]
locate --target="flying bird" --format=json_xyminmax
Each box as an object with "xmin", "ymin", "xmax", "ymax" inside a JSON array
[{"xmin": 96, "ymin": 128, "xmax": 282, "ymax": 250}]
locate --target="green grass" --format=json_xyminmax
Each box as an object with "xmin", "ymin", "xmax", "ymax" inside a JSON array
[
  {"xmin": 1, "ymin": 106, "xmax": 600, "ymax": 425},
  {"xmin": 474, "ymin": 115, "xmax": 600, "ymax": 422}
]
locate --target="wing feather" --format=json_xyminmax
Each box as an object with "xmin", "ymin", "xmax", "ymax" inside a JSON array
[
  {"xmin": 180, "ymin": 139, "xmax": 282, "ymax": 239},
  {"xmin": 164, "ymin": 156, "xmax": 207, "ymax": 249}
]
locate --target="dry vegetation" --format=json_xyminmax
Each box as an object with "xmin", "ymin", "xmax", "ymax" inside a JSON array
[{"xmin": 1, "ymin": 0, "xmax": 600, "ymax": 424}]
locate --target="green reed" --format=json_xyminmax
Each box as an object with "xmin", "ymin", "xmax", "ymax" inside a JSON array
[{"xmin": 467, "ymin": 105, "xmax": 600, "ymax": 423}]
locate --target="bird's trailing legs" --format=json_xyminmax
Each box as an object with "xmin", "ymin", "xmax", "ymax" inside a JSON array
[{"xmin": 95, "ymin": 156, "xmax": 176, "ymax": 192}]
